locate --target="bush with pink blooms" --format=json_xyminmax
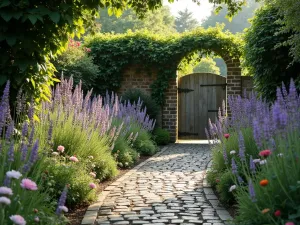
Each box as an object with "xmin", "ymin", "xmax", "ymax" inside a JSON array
[
  {"xmin": 206, "ymin": 81, "xmax": 300, "ymax": 225},
  {"xmin": 54, "ymin": 39, "xmax": 98, "ymax": 92}
]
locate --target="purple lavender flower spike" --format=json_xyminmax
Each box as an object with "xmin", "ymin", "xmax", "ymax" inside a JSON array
[
  {"xmin": 29, "ymin": 139, "xmax": 39, "ymax": 164},
  {"xmin": 249, "ymin": 155, "xmax": 255, "ymax": 173},
  {"xmin": 238, "ymin": 131, "xmax": 246, "ymax": 161},
  {"xmin": 3, "ymin": 175, "xmax": 11, "ymax": 187},
  {"xmin": 253, "ymin": 118, "xmax": 262, "ymax": 149},
  {"xmin": 20, "ymin": 143, "xmax": 28, "ymax": 162},
  {"xmin": 23, "ymin": 140, "xmax": 39, "ymax": 173},
  {"xmin": 223, "ymin": 147, "xmax": 228, "ymax": 164},
  {"xmin": 5, "ymin": 121, "xmax": 14, "ymax": 141},
  {"xmin": 7, "ymin": 141, "xmax": 14, "ymax": 162},
  {"xmin": 21, "ymin": 121, "xmax": 28, "ymax": 139},
  {"xmin": 238, "ymin": 175, "xmax": 244, "ymax": 184},
  {"xmin": 56, "ymin": 186, "xmax": 68, "ymax": 215},
  {"xmin": 248, "ymin": 179, "xmax": 256, "ymax": 202},
  {"xmin": 231, "ymin": 158, "xmax": 238, "ymax": 175},
  {"xmin": 48, "ymin": 121, "xmax": 53, "ymax": 141},
  {"xmin": 28, "ymin": 126, "xmax": 35, "ymax": 146}
]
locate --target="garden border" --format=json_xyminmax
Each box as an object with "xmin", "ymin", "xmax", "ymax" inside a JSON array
[
  {"xmin": 81, "ymin": 145, "xmax": 170, "ymax": 225},
  {"xmin": 203, "ymin": 159, "xmax": 233, "ymax": 224}
]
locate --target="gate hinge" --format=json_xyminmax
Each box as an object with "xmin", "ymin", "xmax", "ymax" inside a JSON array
[{"xmin": 178, "ymin": 87, "xmax": 194, "ymax": 93}]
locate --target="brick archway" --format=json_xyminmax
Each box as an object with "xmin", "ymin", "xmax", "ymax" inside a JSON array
[
  {"xmin": 162, "ymin": 56, "xmax": 242, "ymax": 141},
  {"xmin": 119, "ymin": 56, "xmax": 247, "ymax": 142}
]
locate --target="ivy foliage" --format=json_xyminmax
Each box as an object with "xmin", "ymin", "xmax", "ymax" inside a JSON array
[
  {"xmin": 85, "ymin": 27, "xmax": 242, "ymax": 105},
  {"xmin": 244, "ymin": 5, "xmax": 300, "ymax": 101}
]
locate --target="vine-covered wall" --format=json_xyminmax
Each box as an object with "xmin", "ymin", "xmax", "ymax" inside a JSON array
[{"xmin": 85, "ymin": 27, "xmax": 244, "ymax": 141}]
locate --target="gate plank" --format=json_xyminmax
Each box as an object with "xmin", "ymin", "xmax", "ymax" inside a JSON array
[{"xmin": 178, "ymin": 73, "xmax": 226, "ymax": 140}]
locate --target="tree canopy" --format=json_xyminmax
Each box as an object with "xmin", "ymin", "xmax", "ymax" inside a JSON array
[
  {"xmin": 243, "ymin": 5, "xmax": 300, "ymax": 101},
  {"xmin": 97, "ymin": 6, "xmax": 176, "ymax": 35},
  {"xmin": 193, "ymin": 57, "xmax": 220, "ymax": 74},
  {"xmin": 175, "ymin": 8, "xmax": 200, "ymax": 33},
  {"xmin": 202, "ymin": 0, "xmax": 261, "ymax": 33},
  {"xmin": 263, "ymin": 0, "xmax": 300, "ymax": 62}
]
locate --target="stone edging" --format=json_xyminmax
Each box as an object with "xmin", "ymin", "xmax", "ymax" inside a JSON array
[
  {"xmin": 203, "ymin": 160, "xmax": 233, "ymax": 224},
  {"xmin": 81, "ymin": 145, "xmax": 170, "ymax": 225}
]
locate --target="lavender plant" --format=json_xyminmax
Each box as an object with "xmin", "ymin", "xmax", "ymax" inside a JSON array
[
  {"xmin": 0, "ymin": 82, "xmax": 68, "ymax": 225},
  {"xmin": 207, "ymin": 79, "xmax": 300, "ymax": 225}
]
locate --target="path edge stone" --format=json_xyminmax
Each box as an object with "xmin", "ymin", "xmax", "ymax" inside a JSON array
[
  {"xmin": 80, "ymin": 145, "xmax": 171, "ymax": 225},
  {"xmin": 203, "ymin": 159, "xmax": 234, "ymax": 225}
]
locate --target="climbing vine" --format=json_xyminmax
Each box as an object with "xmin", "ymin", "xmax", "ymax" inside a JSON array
[{"xmin": 85, "ymin": 27, "xmax": 243, "ymax": 105}]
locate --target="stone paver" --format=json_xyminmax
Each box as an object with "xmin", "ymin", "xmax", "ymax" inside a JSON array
[{"xmin": 84, "ymin": 144, "xmax": 232, "ymax": 225}]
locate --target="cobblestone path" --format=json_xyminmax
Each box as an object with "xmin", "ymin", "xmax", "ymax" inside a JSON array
[{"xmin": 94, "ymin": 144, "xmax": 232, "ymax": 225}]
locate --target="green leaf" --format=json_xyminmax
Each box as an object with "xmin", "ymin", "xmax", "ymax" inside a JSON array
[
  {"xmin": 108, "ymin": 8, "xmax": 114, "ymax": 16},
  {"xmin": 6, "ymin": 36, "xmax": 16, "ymax": 46},
  {"xmin": 0, "ymin": 0, "xmax": 10, "ymax": 8},
  {"xmin": 0, "ymin": 11, "xmax": 12, "ymax": 22},
  {"xmin": 49, "ymin": 11, "xmax": 60, "ymax": 23},
  {"xmin": 28, "ymin": 14, "xmax": 37, "ymax": 25},
  {"xmin": 30, "ymin": 78, "xmax": 36, "ymax": 88},
  {"xmin": 0, "ymin": 75, "xmax": 8, "ymax": 86}
]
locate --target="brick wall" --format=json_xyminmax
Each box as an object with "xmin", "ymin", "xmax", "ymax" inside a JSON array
[{"xmin": 119, "ymin": 60, "xmax": 253, "ymax": 142}]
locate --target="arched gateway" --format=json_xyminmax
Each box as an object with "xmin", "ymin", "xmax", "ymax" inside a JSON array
[{"xmin": 87, "ymin": 27, "xmax": 250, "ymax": 142}]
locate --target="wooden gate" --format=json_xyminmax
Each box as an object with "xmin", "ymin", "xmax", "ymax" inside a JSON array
[{"xmin": 178, "ymin": 73, "xmax": 226, "ymax": 139}]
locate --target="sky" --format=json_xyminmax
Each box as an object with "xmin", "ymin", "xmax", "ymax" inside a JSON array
[{"xmin": 163, "ymin": 0, "xmax": 214, "ymax": 24}]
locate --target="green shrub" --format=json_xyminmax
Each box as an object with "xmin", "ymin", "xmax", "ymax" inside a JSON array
[
  {"xmin": 216, "ymin": 170, "xmax": 235, "ymax": 205},
  {"xmin": 153, "ymin": 128, "xmax": 170, "ymax": 145},
  {"xmin": 243, "ymin": 6, "xmax": 300, "ymax": 101},
  {"xmin": 137, "ymin": 139, "xmax": 157, "ymax": 156},
  {"xmin": 54, "ymin": 40, "xmax": 99, "ymax": 92},
  {"xmin": 112, "ymin": 137, "xmax": 139, "ymax": 168},
  {"xmin": 45, "ymin": 158, "xmax": 97, "ymax": 206},
  {"xmin": 130, "ymin": 125, "xmax": 157, "ymax": 155},
  {"xmin": 122, "ymin": 89, "xmax": 160, "ymax": 120}
]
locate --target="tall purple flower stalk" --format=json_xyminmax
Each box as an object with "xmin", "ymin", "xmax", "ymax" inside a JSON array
[
  {"xmin": 23, "ymin": 140, "xmax": 39, "ymax": 173},
  {"xmin": 238, "ymin": 131, "xmax": 246, "ymax": 161},
  {"xmin": 232, "ymin": 158, "xmax": 238, "ymax": 175},
  {"xmin": 237, "ymin": 175, "xmax": 244, "ymax": 185},
  {"xmin": 249, "ymin": 155, "xmax": 255, "ymax": 174},
  {"xmin": 223, "ymin": 146, "xmax": 228, "ymax": 164},
  {"xmin": 56, "ymin": 186, "xmax": 68, "ymax": 215},
  {"xmin": 248, "ymin": 179, "xmax": 256, "ymax": 202},
  {"xmin": 7, "ymin": 141, "xmax": 14, "ymax": 162}
]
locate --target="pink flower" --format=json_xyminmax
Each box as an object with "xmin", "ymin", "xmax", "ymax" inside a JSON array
[
  {"xmin": 57, "ymin": 145, "xmax": 65, "ymax": 153},
  {"xmin": 9, "ymin": 215, "xmax": 26, "ymax": 225},
  {"xmin": 285, "ymin": 222, "xmax": 295, "ymax": 225},
  {"xmin": 69, "ymin": 156, "xmax": 79, "ymax": 162},
  {"xmin": 20, "ymin": 178, "xmax": 38, "ymax": 191},
  {"xmin": 0, "ymin": 196, "xmax": 11, "ymax": 205},
  {"xmin": 89, "ymin": 183, "xmax": 96, "ymax": 189},
  {"xmin": 89, "ymin": 172, "xmax": 96, "ymax": 178},
  {"xmin": 259, "ymin": 149, "xmax": 272, "ymax": 157},
  {"xmin": 0, "ymin": 186, "xmax": 13, "ymax": 195},
  {"xmin": 224, "ymin": 133, "xmax": 230, "ymax": 139}
]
